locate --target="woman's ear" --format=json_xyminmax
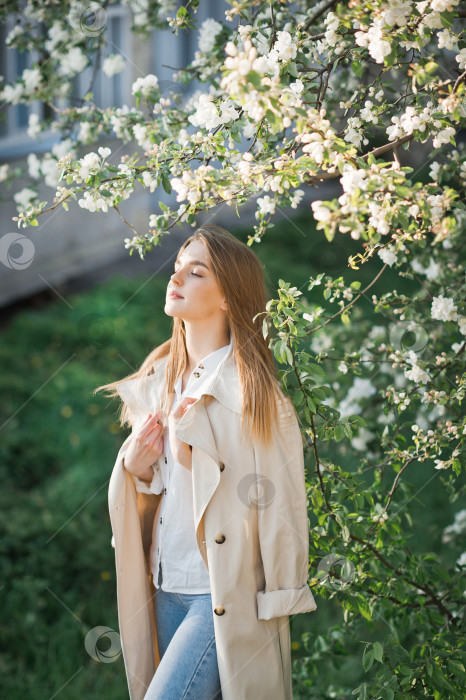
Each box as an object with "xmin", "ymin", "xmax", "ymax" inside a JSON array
[{"xmin": 220, "ymin": 299, "xmax": 228, "ymax": 311}]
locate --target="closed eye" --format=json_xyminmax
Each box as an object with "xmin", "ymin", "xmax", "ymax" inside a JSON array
[{"xmin": 191, "ymin": 272, "xmax": 202, "ymax": 277}]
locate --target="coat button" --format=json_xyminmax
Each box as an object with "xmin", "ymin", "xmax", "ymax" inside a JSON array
[
  {"xmin": 160, "ymin": 517, "xmax": 162, "ymax": 524},
  {"xmin": 198, "ymin": 363, "xmax": 204, "ymax": 369},
  {"xmin": 164, "ymin": 456, "xmax": 167, "ymax": 464},
  {"xmin": 164, "ymin": 488, "xmax": 167, "ymax": 495},
  {"xmin": 214, "ymin": 606, "xmax": 225, "ymax": 615},
  {"xmin": 194, "ymin": 371, "xmax": 201, "ymax": 378},
  {"xmin": 219, "ymin": 461, "xmax": 225, "ymax": 472},
  {"xmin": 215, "ymin": 534, "xmax": 226, "ymax": 544}
]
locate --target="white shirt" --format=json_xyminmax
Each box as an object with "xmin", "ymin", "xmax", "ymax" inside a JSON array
[{"xmin": 132, "ymin": 339, "xmax": 232, "ymax": 593}]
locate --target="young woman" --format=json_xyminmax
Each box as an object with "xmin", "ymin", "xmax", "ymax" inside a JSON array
[{"xmin": 97, "ymin": 225, "xmax": 317, "ymax": 700}]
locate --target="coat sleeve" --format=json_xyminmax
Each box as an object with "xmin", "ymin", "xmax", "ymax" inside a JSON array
[{"xmin": 254, "ymin": 394, "xmax": 317, "ymax": 620}]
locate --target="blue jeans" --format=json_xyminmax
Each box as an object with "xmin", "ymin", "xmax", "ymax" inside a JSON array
[{"xmin": 143, "ymin": 566, "xmax": 223, "ymax": 700}]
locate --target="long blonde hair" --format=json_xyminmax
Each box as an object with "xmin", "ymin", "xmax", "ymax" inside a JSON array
[{"xmin": 95, "ymin": 224, "xmax": 290, "ymax": 446}]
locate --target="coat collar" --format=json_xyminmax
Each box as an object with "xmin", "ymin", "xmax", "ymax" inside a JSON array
[{"xmin": 116, "ymin": 335, "xmax": 241, "ymax": 419}]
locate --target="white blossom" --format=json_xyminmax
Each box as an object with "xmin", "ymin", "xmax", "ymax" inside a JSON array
[
  {"xmin": 78, "ymin": 152, "xmax": 101, "ymax": 180},
  {"xmin": 405, "ymin": 360, "xmax": 430, "ymax": 384},
  {"xmin": 270, "ymin": 31, "xmax": 297, "ymax": 62},
  {"xmin": 14, "ymin": 187, "xmax": 37, "ymax": 210},
  {"xmin": 0, "ymin": 82, "xmax": 24, "ymax": 104},
  {"xmin": 433, "ymin": 126, "xmax": 455, "ymax": 148},
  {"xmin": 41, "ymin": 157, "xmax": 60, "ymax": 187},
  {"xmin": 45, "ymin": 22, "xmax": 68, "ymax": 52},
  {"xmin": 431, "ymin": 0, "xmax": 460, "ymax": 10},
  {"xmin": 257, "ymin": 195, "xmax": 276, "ymax": 215},
  {"xmin": 458, "ymin": 316, "xmax": 466, "ymax": 336},
  {"xmin": 103, "ymin": 54, "xmax": 126, "ymax": 77},
  {"xmin": 27, "ymin": 153, "xmax": 41, "ymax": 179},
  {"xmin": 360, "ymin": 100, "xmax": 378, "ymax": 124},
  {"xmin": 78, "ymin": 121, "xmax": 93, "ymax": 144},
  {"xmin": 133, "ymin": 124, "xmax": 151, "ymax": 149},
  {"xmin": 378, "ymin": 247, "xmax": 397, "ymax": 266},
  {"xmin": 429, "ymin": 161, "xmax": 441, "ymax": 181},
  {"xmin": 431, "ymin": 294, "xmax": 458, "ymax": 322},
  {"xmin": 355, "ymin": 19, "xmax": 392, "ymax": 64},
  {"xmin": 339, "ymin": 377, "xmax": 377, "ymax": 417},
  {"xmin": 311, "ymin": 200, "xmax": 332, "ymax": 222},
  {"xmin": 22, "ymin": 67, "xmax": 41, "ymax": 93},
  {"xmin": 0, "ymin": 164, "xmax": 9, "ymax": 182},
  {"xmin": 290, "ymin": 189, "xmax": 305, "ymax": 209},
  {"xmin": 437, "ymin": 29, "xmax": 457, "ymax": 51},
  {"xmin": 188, "ymin": 94, "xmax": 239, "ymax": 130},
  {"xmin": 382, "ymin": 0, "xmax": 412, "ymax": 27},
  {"xmin": 142, "ymin": 171, "xmax": 158, "ymax": 192},
  {"xmin": 340, "ymin": 166, "xmax": 367, "ymax": 194},
  {"xmin": 456, "ymin": 48, "xmax": 466, "ymax": 71},
  {"xmin": 132, "ymin": 74, "xmax": 159, "ymax": 97},
  {"xmin": 352, "ymin": 427, "xmax": 375, "ymax": 451},
  {"xmin": 424, "ymin": 259, "xmax": 441, "ymax": 280},
  {"xmin": 198, "ymin": 18, "xmax": 223, "ymax": 53},
  {"xmin": 59, "ymin": 48, "xmax": 87, "ymax": 75},
  {"xmin": 78, "ymin": 191, "xmax": 109, "ymax": 213}
]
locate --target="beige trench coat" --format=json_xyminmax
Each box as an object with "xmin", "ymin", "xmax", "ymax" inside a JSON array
[{"xmin": 108, "ymin": 341, "xmax": 317, "ymax": 700}]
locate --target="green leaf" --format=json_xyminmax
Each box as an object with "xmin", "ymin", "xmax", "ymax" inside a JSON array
[
  {"xmin": 301, "ymin": 363, "xmax": 325, "ymax": 376},
  {"xmin": 335, "ymin": 424, "xmax": 345, "ymax": 441},
  {"xmin": 291, "ymin": 389, "xmax": 304, "ymax": 407},
  {"xmin": 246, "ymin": 70, "xmax": 263, "ymax": 89},
  {"xmin": 373, "ymin": 641, "xmax": 383, "ymax": 662},
  {"xmin": 351, "ymin": 60, "xmax": 364, "ymax": 78},
  {"xmin": 358, "ymin": 597, "xmax": 372, "ymax": 621},
  {"xmin": 362, "ymin": 646, "xmax": 374, "ymax": 671},
  {"xmin": 161, "ymin": 175, "xmax": 171, "ymax": 194},
  {"xmin": 448, "ymin": 659, "xmax": 466, "ymax": 682},
  {"xmin": 262, "ymin": 317, "xmax": 269, "ymax": 339},
  {"xmin": 284, "ymin": 345, "xmax": 293, "ymax": 365}
]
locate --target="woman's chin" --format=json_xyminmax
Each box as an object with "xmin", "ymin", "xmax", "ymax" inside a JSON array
[{"xmin": 164, "ymin": 304, "xmax": 184, "ymax": 318}]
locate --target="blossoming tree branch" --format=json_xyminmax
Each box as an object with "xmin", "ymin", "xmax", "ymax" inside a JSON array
[{"xmin": 1, "ymin": 0, "xmax": 465, "ymax": 697}]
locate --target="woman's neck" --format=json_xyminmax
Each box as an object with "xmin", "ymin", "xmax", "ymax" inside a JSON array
[{"xmin": 183, "ymin": 324, "xmax": 230, "ymax": 372}]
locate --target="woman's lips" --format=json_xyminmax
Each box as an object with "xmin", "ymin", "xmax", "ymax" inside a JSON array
[{"xmin": 168, "ymin": 292, "xmax": 183, "ymax": 299}]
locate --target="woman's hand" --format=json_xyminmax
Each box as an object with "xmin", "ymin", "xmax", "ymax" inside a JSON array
[
  {"xmin": 168, "ymin": 396, "xmax": 197, "ymax": 472},
  {"xmin": 123, "ymin": 409, "xmax": 165, "ymax": 482}
]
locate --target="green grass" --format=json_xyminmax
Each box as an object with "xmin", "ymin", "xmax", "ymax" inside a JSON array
[{"xmin": 0, "ymin": 210, "xmax": 461, "ymax": 698}]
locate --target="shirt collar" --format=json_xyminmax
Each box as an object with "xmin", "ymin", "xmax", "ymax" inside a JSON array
[{"xmin": 174, "ymin": 337, "xmax": 233, "ymax": 395}]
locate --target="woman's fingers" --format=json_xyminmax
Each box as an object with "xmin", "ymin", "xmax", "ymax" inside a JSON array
[
  {"xmin": 138, "ymin": 409, "xmax": 163, "ymax": 436},
  {"xmin": 172, "ymin": 397, "xmax": 198, "ymax": 420}
]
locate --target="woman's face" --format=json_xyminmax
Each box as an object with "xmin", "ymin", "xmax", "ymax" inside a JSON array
[{"xmin": 164, "ymin": 239, "xmax": 228, "ymax": 322}]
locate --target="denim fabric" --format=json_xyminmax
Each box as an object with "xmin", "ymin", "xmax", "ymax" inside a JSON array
[{"xmin": 143, "ymin": 567, "xmax": 222, "ymax": 700}]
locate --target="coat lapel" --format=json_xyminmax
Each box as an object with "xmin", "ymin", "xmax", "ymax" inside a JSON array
[{"xmin": 115, "ymin": 339, "xmax": 241, "ymax": 568}]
